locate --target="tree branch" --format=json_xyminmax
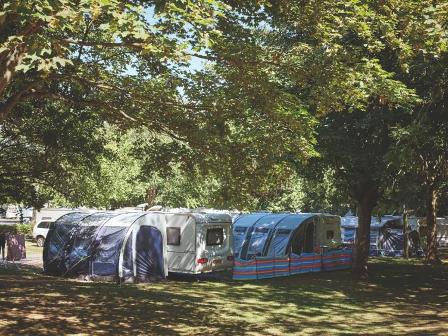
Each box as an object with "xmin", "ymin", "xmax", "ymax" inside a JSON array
[{"xmin": 0, "ymin": 80, "xmax": 43, "ymax": 121}]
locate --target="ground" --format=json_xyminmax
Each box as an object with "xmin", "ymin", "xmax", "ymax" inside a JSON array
[{"xmin": 0, "ymin": 242, "xmax": 447, "ymax": 335}]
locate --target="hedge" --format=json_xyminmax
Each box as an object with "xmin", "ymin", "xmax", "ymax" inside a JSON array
[{"xmin": 0, "ymin": 224, "xmax": 32, "ymax": 236}]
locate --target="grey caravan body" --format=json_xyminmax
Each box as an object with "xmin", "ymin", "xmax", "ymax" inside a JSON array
[{"xmin": 164, "ymin": 212, "xmax": 233, "ymax": 274}]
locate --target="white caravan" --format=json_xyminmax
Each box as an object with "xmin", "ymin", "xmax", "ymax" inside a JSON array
[{"xmin": 164, "ymin": 211, "xmax": 233, "ymax": 274}]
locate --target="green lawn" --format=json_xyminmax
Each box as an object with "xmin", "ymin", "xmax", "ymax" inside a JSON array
[
  {"xmin": 25, "ymin": 240, "xmax": 44, "ymax": 256},
  {"xmin": 1, "ymin": 258, "xmax": 447, "ymax": 335}
]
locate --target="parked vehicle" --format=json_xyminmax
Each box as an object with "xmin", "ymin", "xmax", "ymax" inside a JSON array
[
  {"xmin": 33, "ymin": 208, "xmax": 83, "ymax": 246},
  {"xmin": 5, "ymin": 205, "xmax": 18, "ymax": 219},
  {"xmin": 20, "ymin": 207, "xmax": 33, "ymax": 219},
  {"xmin": 42, "ymin": 210, "xmax": 233, "ymax": 279},
  {"xmin": 164, "ymin": 211, "xmax": 233, "ymax": 274},
  {"xmin": 436, "ymin": 218, "xmax": 448, "ymax": 248},
  {"xmin": 32, "ymin": 221, "xmax": 53, "ymax": 247}
]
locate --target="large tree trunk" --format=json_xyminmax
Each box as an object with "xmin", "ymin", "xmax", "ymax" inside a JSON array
[
  {"xmin": 352, "ymin": 198, "xmax": 375, "ymax": 277},
  {"xmin": 425, "ymin": 187, "xmax": 440, "ymax": 264}
]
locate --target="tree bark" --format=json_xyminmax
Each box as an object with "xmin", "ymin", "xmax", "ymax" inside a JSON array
[
  {"xmin": 352, "ymin": 198, "xmax": 374, "ymax": 277},
  {"xmin": 425, "ymin": 186, "xmax": 440, "ymax": 264},
  {"xmin": 0, "ymin": 22, "xmax": 41, "ymax": 121}
]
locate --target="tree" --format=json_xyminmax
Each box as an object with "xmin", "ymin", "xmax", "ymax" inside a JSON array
[
  {"xmin": 392, "ymin": 114, "xmax": 448, "ymax": 264},
  {"xmin": 316, "ymin": 106, "xmax": 409, "ymax": 275},
  {"xmin": 46, "ymin": 123, "xmax": 308, "ymax": 211},
  {"xmin": 0, "ymin": 95, "xmax": 104, "ymax": 207},
  {"xmin": 201, "ymin": 1, "xmax": 419, "ymax": 275},
  {"xmin": 1, "ymin": 0, "xmax": 230, "ymax": 205},
  {"xmin": 0, "ymin": 0, "xmax": 227, "ymax": 121},
  {"xmin": 384, "ymin": 2, "xmax": 448, "ymax": 263}
]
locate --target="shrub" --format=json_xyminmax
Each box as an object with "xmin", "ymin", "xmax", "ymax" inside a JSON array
[
  {"xmin": 0, "ymin": 225, "xmax": 17, "ymax": 234},
  {"xmin": 0, "ymin": 224, "xmax": 32, "ymax": 237},
  {"xmin": 16, "ymin": 223, "xmax": 32, "ymax": 236}
]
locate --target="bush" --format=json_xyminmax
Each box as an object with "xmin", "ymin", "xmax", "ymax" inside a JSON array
[
  {"xmin": 0, "ymin": 224, "xmax": 32, "ymax": 237},
  {"xmin": 0, "ymin": 224, "xmax": 17, "ymax": 234},
  {"xmin": 16, "ymin": 223, "xmax": 32, "ymax": 236}
]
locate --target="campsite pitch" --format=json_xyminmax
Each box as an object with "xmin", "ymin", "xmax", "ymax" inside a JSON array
[{"xmin": 0, "ymin": 248, "xmax": 447, "ymax": 335}]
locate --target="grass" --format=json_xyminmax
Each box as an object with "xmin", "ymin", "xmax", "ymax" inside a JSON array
[
  {"xmin": 24, "ymin": 240, "xmax": 44, "ymax": 256},
  {"xmin": 1, "ymin": 248, "xmax": 447, "ymax": 335}
]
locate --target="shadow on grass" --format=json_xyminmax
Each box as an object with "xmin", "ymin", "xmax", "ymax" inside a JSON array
[{"xmin": 1, "ymin": 259, "xmax": 447, "ymax": 335}]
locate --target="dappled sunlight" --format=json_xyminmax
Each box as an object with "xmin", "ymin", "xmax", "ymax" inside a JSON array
[{"xmin": 1, "ymin": 259, "xmax": 447, "ymax": 335}]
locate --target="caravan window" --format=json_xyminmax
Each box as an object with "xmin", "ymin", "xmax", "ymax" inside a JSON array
[
  {"xmin": 206, "ymin": 228, "xmax": 224, "ymax": 246},
  {"xmin": 166, "ymin": 227, "xmax": 181, "ymax": 246}
]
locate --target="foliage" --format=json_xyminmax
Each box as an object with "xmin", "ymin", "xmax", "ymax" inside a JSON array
[
  {"xmin": 0, "ymin": 223, "xmax": 31, "ymax": 235},
  {"xmin": 15, "ymin": 223, "xmax": 31, "ymax": 236},
  {"xmin": 0, "ymin": 224, "xmax": 17, "ymax": 233},
  {"xmin": 0, "ymin": 0, "xmax": 229, "ymax": 206},
  {"xmin": 0, "ymin": 0, "xmax": 228, "ymax": 120},
  {"xmin": 46, "ymin": 124, "xmax": 307, "ymax": 211},
  {"xmin": 300, "ymin": 168, "xmax": 352, "ymax": 216},
  {"xmin": 0, "ymin": 94, "xmax": 105, "ymax": 206}
]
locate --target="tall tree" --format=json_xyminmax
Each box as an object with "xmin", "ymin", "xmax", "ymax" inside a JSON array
[
  {"xmin": 201, "ymin": 1, "xmax": 419, "ymax": 275},
  {"xmin": 0, "ymin": 0, "xmax": 228, "ymax": 204},
  {"xmin": 384, "ymin": 2, "xmax": 448, "ymax": 263}
]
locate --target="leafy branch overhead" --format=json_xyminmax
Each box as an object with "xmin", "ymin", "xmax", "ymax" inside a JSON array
[{"xmin": 0, "ymin": 0, "xmax": 227, "ymax": 122}]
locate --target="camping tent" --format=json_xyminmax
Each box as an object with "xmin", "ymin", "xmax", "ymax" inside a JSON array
[
  {"xmin": 340, "ymin": 215, "xmax": 422, "ymax": 256},
  {"xmin": 418, "ymin": 217, "xmax": 448, "ymax": 249},
  {"xmin": 232, "ymin": 213, "xmax": 351, "ymax": 280},
  {"xmin": 43, "ymin": 211, "xmax": 167, "ymax": 282}
]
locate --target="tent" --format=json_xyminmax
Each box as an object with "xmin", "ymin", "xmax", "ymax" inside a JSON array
[
  {"xmin": 340, "ymin": 215, "xmax": 422, "ymax": 257},
  {"xmin": 43, "ymin": 211, "xmax": 167, "ymax": 282},
  {"xmin": 418, "ymin": 217, "xmax": 448, "ymax": 249},
  {"xmin": 232, "ymin": 213, "xmax": 351, "ymax": 280}
]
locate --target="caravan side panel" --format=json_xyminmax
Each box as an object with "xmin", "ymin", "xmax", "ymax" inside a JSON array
[
  {"xmin": 166, "ymin": 214, "xmax": 196, "ymax": 273},
  {"xmin": 316, "ymin": 215, "xmax": 341, "ymax": 247}
]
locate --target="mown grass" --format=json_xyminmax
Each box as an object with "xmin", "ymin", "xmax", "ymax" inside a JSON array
[
  {"xmin": 1, "ymin": 253, "xmax": 447, "ymax": 335},
  {"xmin": 24, "ymin": 240, "xmax": 44, "ymax": 256}
]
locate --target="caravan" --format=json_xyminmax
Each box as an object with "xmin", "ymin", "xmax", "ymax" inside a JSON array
[{"xmin": 164, "ymin": 211, "xmax": 233, "ymax": 274}]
